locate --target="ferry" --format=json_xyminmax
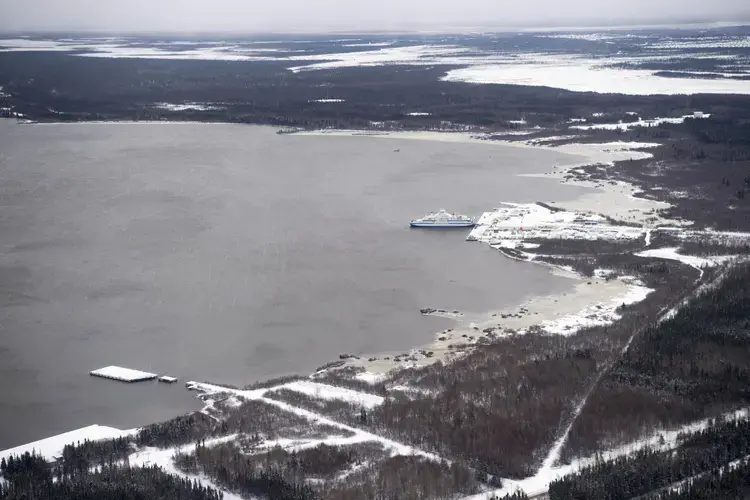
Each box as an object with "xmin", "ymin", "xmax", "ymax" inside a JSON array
[{"xmin": 410, "ymin": 209, "xmax": 476, "ymax": 228}]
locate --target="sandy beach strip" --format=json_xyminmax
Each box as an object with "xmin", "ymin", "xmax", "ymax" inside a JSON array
[
  {"xmin": 347, "ymin": 271, "xmax": 649, "ymax": 376},
  {"xmin": 296, "ymin": 130, "xmax": 666, "ymax": 377}
]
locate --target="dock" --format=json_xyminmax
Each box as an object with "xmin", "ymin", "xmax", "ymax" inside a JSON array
[{"xmin": 90, "ymin": 366, "xmax": 158, "ymax": 383}]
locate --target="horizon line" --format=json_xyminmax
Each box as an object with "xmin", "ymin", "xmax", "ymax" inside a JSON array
[{"xmin": 1, "ymin": 19, "xmax": 749, "ymax": 37}]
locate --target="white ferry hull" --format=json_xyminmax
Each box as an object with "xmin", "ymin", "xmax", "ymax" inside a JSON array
[{"xmin": 410, "ymin": 220, "xmax": 476, "ymax": 228}]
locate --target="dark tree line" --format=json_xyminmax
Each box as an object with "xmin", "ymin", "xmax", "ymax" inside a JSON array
[
  {"xmin": 58, "ymin": 437, "xmax": 133, "ymax": 478},
  {"xmin": 318, "ymin": 454, "xmax": 480, "ymax": 500},
  {"xmin": 340, "ymin": 254, "xmax": 696, "ymax": 479},
  {"xmin": 564, "ymin": 261, "xmax": 750, "ymax": 461},
  {"xmin": 550, "ymin": 416, "xmax": 750, "ymax": 499},
  {"xmin": 137, "ymin": 397, "xmax": 348, "ymax": 449},
  {"xmin": 174, "ymin": 440, "xmax": 479, "ymax": 500},
  {"xmin": 174, "ymin": 442, "xmax": 320, "ymax": 500},
  {"xmin": 653, "ymin": 459, "xmax": 750, "ymax": 499},
  {"xmin": 5, "ymin": 45, "xmax": 750, "ymax": 134},
  {"xmin": 0, "ymin": 451, "xmax": 221, "ymax": 500}
]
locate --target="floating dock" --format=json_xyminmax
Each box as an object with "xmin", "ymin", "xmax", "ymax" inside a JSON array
[{"xmin": 90, "ymin": 366, "xmax": 158, "ymax": 383}]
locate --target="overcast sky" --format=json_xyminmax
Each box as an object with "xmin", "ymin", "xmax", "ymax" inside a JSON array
[{"xmin": 3, "ymin": 0, "xmax": 749, "ymax": 33}]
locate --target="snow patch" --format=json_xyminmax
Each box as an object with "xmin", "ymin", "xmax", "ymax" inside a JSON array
[
  {"xmin": 154, "ymin": 102, "xmax": 224, "ymax": 111},
  {"xmin": 635, "ymin": 247, "xmax": 732, "ymax": 270},
  {"xmin": 469, "ymin": 202, "xmax": 646, "ymax": 245},
  {"xmin": 539, "ymin": 281, "xmax": 652, "ymax": 335},
  {"xmin": 571, "ymin": 113, "xmax": 711, "ymax": 131},
  {"xmin": 442, "ymin": 53, "xmax": 750, "ymax": 95},
  {"xmin": 354, "ymin": 371, "xmax": 386, "ymax": 384},
  {"xmin": 279, "ymin": 381, "xmax": 384, "ymax": 409}
]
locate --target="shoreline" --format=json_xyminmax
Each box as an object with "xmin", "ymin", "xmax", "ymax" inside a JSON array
[
  {"xmin": 4, "ymin": 122, "xmax": 749, "ymax": 498},
  {"xmin": 2, "ymin": 121, "xmax": 684, "ymax": 404},
  {"xmin": 292, "ymin": 129, "xmax": 669, "ymax": 377},
  {"xmin": 12, "ymin": 121, "xmax": 672, "ymax": 382}
]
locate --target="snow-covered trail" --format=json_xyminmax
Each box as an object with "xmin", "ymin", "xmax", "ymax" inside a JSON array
[
  {"xmin": 465, "ymin": 407, "xmax": 750, "ymax": 500},
  {"xmin": 628, "ymin": 453, "xmax": 750, "ymax": 499},
  {"xmin": 636, "ymin": 247, "xmax": 717, "ymax": 279},
  {"xmin": 187, "ymin": 381, "xmax": 445, "ymax": 461},
  {"xmin": 129, "ymin": 434, "xmax": 248, "ymax": 500},
  {"xmin": 464, "ymin": 265, "xmax": 741, "ymax": 499},
  {"xmin": 539, "ymin": 263, "xmax": 719, "ymax": 477}
]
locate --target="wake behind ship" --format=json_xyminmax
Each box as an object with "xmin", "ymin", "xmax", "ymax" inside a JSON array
[{"xmin": 410, "ymin": 209, "xmax": 476, "ymax": 228}]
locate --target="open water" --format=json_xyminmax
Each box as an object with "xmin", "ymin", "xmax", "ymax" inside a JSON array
[{"xmin": 0, "ymin": 122, "xmax": 593, "ymax": 447}]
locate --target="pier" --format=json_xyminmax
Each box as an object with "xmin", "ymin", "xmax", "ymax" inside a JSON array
[{"xmin": 90, "ymin": 366, "xmax": 158, "ymax": 383}]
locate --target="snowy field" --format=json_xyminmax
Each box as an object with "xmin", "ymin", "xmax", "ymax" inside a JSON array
[
  {"xmin": 468, "ymin": 201, "xmax": 646, "ymax": 245},
  {"xmin": 2, "ymin": 26, "xmax": 749, "ymax": 95}
]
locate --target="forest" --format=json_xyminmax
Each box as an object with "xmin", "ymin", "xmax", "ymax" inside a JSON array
[
  {"xmin": 259, "ymin": 259, "xmax": 698, "ymax": 480},
  {"xmin": 2, "ymin": 33, "xmax": 750, "ymax": 500},
  {"xmin": 3, "ymin": 48, "xmax": 750, "ymax": 133},
  {"xmin": 174, "ymin": 441, "xmax": 479, "ymax": 500},
  {"xmin": 0, "ymin": 451, "xmax": 221, "ymax": 500},
  {"xmin": 549, "ymin": 416, "xmax": 750, "ymax": 499},
  {"xmin": 562, "ymin": 261, "xmax": 750, "ymax": 462}
]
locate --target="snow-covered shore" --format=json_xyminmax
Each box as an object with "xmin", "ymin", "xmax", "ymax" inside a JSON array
[
  {"xmin": 4, "ymin": 124, "xmax": 748, "ymax": 500},
  {"xmin": 296, "ymin": 130, "xmax": 674, "ymax": 375}
]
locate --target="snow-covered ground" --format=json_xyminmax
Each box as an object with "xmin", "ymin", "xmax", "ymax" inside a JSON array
[
  {"xmin": 468, "ymin": 202, "xmax": 646, "ymax": 245},
  {"xmin": 0, "ymin": 425, "xmax": 134, "ymax": 462},
  {"xmin": 354, "ymin": 371, "xmax": 386, "ymax": 384},
  {"xmin": 539, "ymin": 280, "xmax": 652, "ymax": 335},
  {"xmin": 128, "ymin": 434, "xmax": 246, "ymax": 500},
  {"xmin": 278, "ymin": 380, "xmax": 385, "ymax": 409},
  {"xmin": 441, "ymin": 53, "xmax": 750, "ymax": 95},
  {"xmin": 154, "ymin": 102, "xmax": 224, "ymax": 111},
  {"xmin": 571, "ymin": 113, "xmax": 711, "ymax": 131},
  {"xmin": 2, "ymin": 34, "xmax": 749, "ymax": 95},
  {"xmin": 463, "ymin": 408, "xmax": 750, "ymax": 498},
  {"xmin": 185, "ymin": 380, "xmax": 444, "ymax": 460},
  {"xmin": 635, "ymin": 247, "xmax": 736, "ymax": 271}
]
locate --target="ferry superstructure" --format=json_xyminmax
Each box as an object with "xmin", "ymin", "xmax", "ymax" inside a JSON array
[{"xmin": 410, "ymin": 209, "xmax": 476, "ymax": 228}]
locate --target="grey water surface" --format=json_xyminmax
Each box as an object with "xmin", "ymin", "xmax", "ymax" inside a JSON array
[{"xmin": 0, "ymin": 122, "xmax": 594, "ymax": 448}]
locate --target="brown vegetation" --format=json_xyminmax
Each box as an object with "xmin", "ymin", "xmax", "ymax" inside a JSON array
[{"xmin": 562, "ymin": 261, "xmax": 750, "ymax": 462}]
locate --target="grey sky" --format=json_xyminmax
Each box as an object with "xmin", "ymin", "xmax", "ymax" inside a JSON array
[{"xmin": 3, "ymin": 0, "xmax": 749, "ymax": 32}]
